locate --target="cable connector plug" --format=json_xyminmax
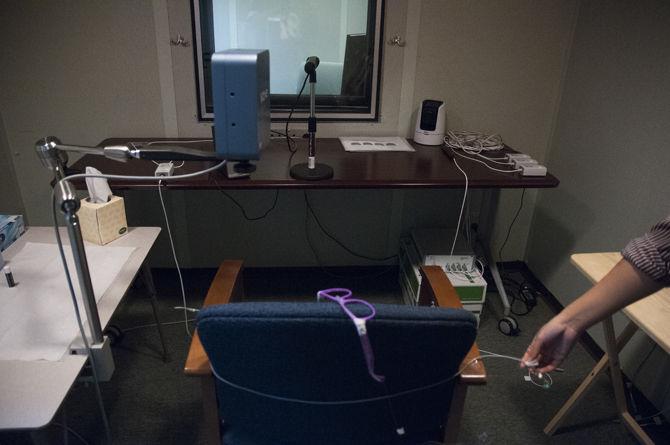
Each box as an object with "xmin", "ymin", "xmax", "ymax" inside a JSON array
[{"xmin": 155, "ymin": 162, "xmax": 174, "ymax": 177}]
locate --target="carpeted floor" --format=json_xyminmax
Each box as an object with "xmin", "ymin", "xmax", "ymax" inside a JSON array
[{"xmin": 2, "ymin": 266, "xmax": 667, "ymax": 444}]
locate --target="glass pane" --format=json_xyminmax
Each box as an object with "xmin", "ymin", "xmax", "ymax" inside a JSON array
[{"xmin": 210, "ymin": 0, "xmax": 371, "ymax": 97}]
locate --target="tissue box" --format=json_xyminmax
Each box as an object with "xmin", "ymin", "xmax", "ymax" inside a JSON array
[
  {"xmin": 78, "ymin": 196, "xmax": 128, "ymax": 245},
  {"xmin": 0, "ymin": 215, "xmax": 26, "ymax": 252}
]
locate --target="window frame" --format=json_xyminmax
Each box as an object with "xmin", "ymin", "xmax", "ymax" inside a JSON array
[{"xmin": 191, "ymin": 0, "xmax": 384, "ymax": 122}]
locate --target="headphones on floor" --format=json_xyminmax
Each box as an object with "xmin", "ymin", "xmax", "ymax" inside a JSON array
[{"xmin": 498, "ymin": 316, "xmax": 520, "ymax": 336}]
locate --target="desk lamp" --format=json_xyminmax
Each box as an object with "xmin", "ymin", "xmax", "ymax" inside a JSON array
[{"xmin": 289, "ymin": 56, "xmax": 334, "ymax": 181}]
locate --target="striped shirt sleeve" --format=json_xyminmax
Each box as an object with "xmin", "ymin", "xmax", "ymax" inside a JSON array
[{"xmin": 622, "ymin": 215, "xmax": 670, "ymax": 285}]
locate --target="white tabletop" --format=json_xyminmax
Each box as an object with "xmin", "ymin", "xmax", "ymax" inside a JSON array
[{"xmin": 0, "ymin": 226, "xmax": 160, "ymax": 430}]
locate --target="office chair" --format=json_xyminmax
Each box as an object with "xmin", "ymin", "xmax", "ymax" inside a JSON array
[{"xmin": 185, "ymin": 261, "xmax": 486, "ymax": 444}]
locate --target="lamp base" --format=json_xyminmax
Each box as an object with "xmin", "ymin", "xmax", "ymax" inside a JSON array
[{"xmin": 290, "ymin": 163, "xmax": 334, "ymax": 181}]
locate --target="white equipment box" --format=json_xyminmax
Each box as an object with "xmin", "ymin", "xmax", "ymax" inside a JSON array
[{"xmin": 399, "ymin": 228, "xmax": 487, "ymax": 324}]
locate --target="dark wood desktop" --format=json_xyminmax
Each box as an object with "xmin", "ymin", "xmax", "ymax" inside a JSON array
[{"xmin": 69, "ymin": 138, "xmax": 559, "ymax": 190}]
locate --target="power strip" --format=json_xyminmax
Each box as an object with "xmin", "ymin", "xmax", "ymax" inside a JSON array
[
  {"xmin": 505, "ymin": 153, "xmax": 547, "ymax": 176},
  {"xmin": 521, "ymin": 164, "xmax": 547, "ymax": 176},
  {"xmin": 155, "ymin": 162, "xmax": 174, "ymax": 177},
  {"xmin": 506, "ymin": 153, "xmax": 531, "ymax": 161},
  {"xmin": 513, "ymin": 158, "xmax": 539, "ymax": 168}
]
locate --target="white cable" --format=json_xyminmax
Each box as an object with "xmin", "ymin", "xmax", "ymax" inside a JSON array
[
  {"xmin": 474, "ymin": 153, "xmax": 511, "ymax": 165},
  {"xmin": 210, "ymin": 351, "xmax": 555, "ymax": 406},
  {"xmin": 174, "ymin": 306, "xmax": 200, "ymax": 313},
  {"xmin": 59, "ymin": 160, "xmax": 226, "ymax": 185},
  {"xmin": 444, "ymin": 131, "xmax": 504, "ymax": 153},
  {"xmin": 151, "ymin": 160, "xmax": 186, "ymax": 168},
  {"xmin": 158, "ymin": 180, "xmax": 191, "ymax": 337},
  {"xmin": 122, "ymin": 318, "xmax": 197, "ymax": 333},
  {"xmin": 447, "ymin": 146, "xmax": 522, "ymax": 173},
  {"xmin": 140, "ymin": 139, "xmax": 213, "ymax": 145},
  {"xmin": 450, "ymin": 158, "xmax": 468, "ymax": 256}
]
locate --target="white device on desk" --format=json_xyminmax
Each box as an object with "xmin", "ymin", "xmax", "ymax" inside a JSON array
[{"xmin": 414, "ymin": 99, "xmax": 446, "ymax": 146}]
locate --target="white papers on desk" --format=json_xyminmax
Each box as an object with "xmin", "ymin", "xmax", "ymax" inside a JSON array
[
  {"xmin": 0, "ymin": 242, "xmax": 135, "ymax": 361},
  {"xmin": 339, "ymin": 136, "xmax": 416, "ymax": 152}
]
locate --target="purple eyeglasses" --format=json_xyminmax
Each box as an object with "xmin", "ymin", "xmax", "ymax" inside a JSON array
[{"xmin": 317, "ymin": 288, "xmax": 385, "ymax": 383}]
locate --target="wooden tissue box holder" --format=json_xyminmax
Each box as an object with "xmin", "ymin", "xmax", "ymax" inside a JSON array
[{"xmin": 78, "ymin": 196, "xmax": 128, "ymax": 245}]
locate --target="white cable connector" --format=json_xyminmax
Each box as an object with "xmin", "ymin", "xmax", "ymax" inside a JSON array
[{"xmin": 155, "ymin": 162, "xmax": 174, "ymax": 177}]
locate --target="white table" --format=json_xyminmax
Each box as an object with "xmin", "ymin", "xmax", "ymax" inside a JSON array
[
  {"xmin": 545, "ymin": 252, "xmax": 670, "ymax": 444},
  {"xmin": 0, "ymin": 226, "xmax": 161, "ymax": 430}
]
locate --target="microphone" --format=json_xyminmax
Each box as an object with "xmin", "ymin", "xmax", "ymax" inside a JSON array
[{"xmin": 304, "ymin": 56, "xmax": 320, "ymax": 74}]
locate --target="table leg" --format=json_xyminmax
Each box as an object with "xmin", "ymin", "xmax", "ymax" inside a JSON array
[
  {"xmin": 141, "ymin": 264, "xmax": 169, "ymax": 362},
  {"xmin": 602, "ymin": 317, "xmax": 654, "ymax": 444},
  {"xmin": 544, "ymin": 320, "xmax": 641, "ymax": 436},
  {"xmin": 477, "ymin": 189, "xmax": 511, "ymax": 316}
]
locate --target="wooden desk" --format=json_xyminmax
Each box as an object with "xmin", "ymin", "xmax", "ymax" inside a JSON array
[
  {"xmin": 70, "ymin": 138, "xmax": 559, "ymax": 190},
  {"xmin": 0, "ymin": 227, "xmax": 161, "ymax": 430},
  {"xmin": 70, "ymin": 137, "xmax": 559, "ymax": 318},
  {"xmin": 545, "ymin": 252, "xmax": 670, "ymax": 444}
]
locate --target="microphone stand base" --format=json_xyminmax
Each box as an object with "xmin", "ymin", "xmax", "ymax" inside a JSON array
[{"xmin": 290, "ymin": 163, "xmax": 334, "ymax": 181}]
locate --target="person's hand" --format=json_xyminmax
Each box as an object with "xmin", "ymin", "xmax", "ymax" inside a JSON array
[{"xmin": 521, "ymin": 316, "xmax": 581, "ymax": 373}]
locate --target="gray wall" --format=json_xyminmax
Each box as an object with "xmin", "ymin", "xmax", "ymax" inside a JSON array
[
  {"xmin": 0, "ymin": 1, "xmax": 165, "ymax": 225},
  {"xmin": 0, "ymin": 0, "xmax": 576, "ymax": 268},
  {"xmin": 412, "ymin": 0, "xmax": 577, "ymax": 262},
  {"xmin": 526, "ymin": 0, "xmax": 670, "ymax": 418}
]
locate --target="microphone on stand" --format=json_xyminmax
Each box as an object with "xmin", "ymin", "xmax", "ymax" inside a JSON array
[
  {"xmin": 304, "ymin": 56, "xmax": 320, "ymax": 74},
  {"xmin": 290, "ymin": 56, "xmax": 333, "ymax": 181}
]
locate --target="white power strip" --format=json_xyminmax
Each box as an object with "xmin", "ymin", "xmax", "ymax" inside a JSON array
[{"xmin": 521, "ymin": 164, "xmax": 547, "ymax": 176}]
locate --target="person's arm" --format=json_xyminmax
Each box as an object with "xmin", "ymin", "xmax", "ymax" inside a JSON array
[
  {"xmin": 521, "ymin": 258, "xmax": 662, "ymax": 373},
  {"xmin": 522, "ymin": 216, "xmax": 670, "ymax": 373}
]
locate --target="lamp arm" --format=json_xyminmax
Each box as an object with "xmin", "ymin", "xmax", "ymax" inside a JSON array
[{"xmin": 35, "ymin": 136, "xmax": 220, "ymax": 175}]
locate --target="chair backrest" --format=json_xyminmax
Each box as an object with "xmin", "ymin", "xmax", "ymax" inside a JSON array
[{"xmin": 197, "ymin": 301, "xmax": 477, "ymax": 445}]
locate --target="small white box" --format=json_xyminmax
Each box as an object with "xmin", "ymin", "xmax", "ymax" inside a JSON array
[{"xmin": 78, "ymin": 196, "xmax": 128, "ymax": 245}]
